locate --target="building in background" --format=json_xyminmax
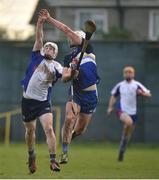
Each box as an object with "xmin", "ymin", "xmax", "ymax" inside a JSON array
[
  {"xmin": 1, "ymin": 0, "xmax": 159, "ymax": 143},
  {"xmin": 30, "ymin": 0, "xmax": 159, "ymax": 41},
  {"xmin": 0, "ymin": 0, "xmax": 38, "ymax": 40}
]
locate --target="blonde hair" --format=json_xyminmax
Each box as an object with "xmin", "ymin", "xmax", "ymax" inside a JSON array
[{"xmin": 123, "ymin": 66, "xmax": 135, "ymax": 74}]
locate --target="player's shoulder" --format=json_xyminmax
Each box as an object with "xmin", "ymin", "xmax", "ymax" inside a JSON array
[
  {"xmin": 116, "ymin": 81, "xmax": 125, "ymax": 87},
  {"xmin": 52, "ymin": 60, "xmax": 61, "ymax": 65},
  {"xmin": 52, "ymin": 60, "xmax": 63, "ymax": 68},
  {"xmin": 32, "ymin": 50, "xmax": 42, "ymax": 56},
  {"xmin": 132, "ymin": 80, "xmax": 142, "ymax": 86},
  {"xmin": 30, "ymin": 50, "xmax": 43, "ymax": 62},
  {"xmin": 112, "ymin": 81, "xmax": 124, "ymax": 91}
]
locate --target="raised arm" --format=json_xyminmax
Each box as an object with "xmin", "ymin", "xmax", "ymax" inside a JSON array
[
  {"xmin": 107, "ymin": 95, "xmax": 117, "ymax": 116},
  {"xmin": 39, "ymin": 9, "xmax": 82, "ymax": 45},
  {"xmin": 33, "ymin": 17, "xmax": 45, "ymax": 51}
]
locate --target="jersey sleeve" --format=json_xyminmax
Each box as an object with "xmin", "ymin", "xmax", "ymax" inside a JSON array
[
  {"xmin": 31, "ymin": 50, "xmax": 43, "ymax": 61},
  {"xmin": 111, "ymin": 83, "xmax": 120, "ymax": 97},
  {"xmin": 136, "ymin": 82, "xmax": 150, "ymax": 93},
  {"xmin": 55, "ymin": 62, "xmax": 63, "ymax": 79}
]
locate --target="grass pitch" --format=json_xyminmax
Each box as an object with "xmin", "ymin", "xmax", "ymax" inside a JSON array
[{"xmin": 0, "ymin": 142, "xmax": 159, "ymax": 179}]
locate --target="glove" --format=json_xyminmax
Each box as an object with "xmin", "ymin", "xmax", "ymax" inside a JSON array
[{"xmin": 70, "ymin": 58, "xmax": 78, "ymax": 71}]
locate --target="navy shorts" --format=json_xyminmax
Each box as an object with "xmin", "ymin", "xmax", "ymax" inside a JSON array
[
  {"xmin": 69, "ymin": 90, "xmax": 98, "ymax": 114},
  {"xmin": 21, "ymin": 97, "xmax": 52, "ymax": 122},
  {"xmin": 116, "ymin": 109, "xmax": 138, "ymax": 124},
  {"xmin": 116, "ymin": 102, "xmax": 138, "ymax": 124},
  {"xmin": 129, "ymin": 114, "xmax": 138, "ymax": 124}
]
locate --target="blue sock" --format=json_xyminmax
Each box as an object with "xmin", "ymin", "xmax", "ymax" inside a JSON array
[
  {"xmin": 62, "ymin": 143, "xmax": 68, "ymax": 154},
  {"xmin": 50, "ymin": 154, "xmax": 56, "ymax": 163}
]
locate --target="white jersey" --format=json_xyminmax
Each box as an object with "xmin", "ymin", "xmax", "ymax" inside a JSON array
[
  {"xmin": 111, "ymin": 80, "xmax": 150, "ymax": 115},
  {"xmin": 22, "ymin": 51, "xmax": 63, "ymax": 101}
]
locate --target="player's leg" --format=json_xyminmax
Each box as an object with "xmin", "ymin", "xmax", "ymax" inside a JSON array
[
  {"xmin": 24, "ymin": 120, "xmax": 36, "ymax": 156},
  {"xmin": 72, "ymin": 112, "xmax": 92, "ymax": 139},
  {"xmin": 118, "ymin": 113, "xmax": 134, "ymax": 161},
  {"xmin": 23, "ymin": 120, "xmax": 37, "ymax": 173},
  {"xmin": 39, "ymin": 113, "xmax": 60, "ymax": 171},
  {"xmin": 72, "ymin": 92, "xmax": 97, "ymax": 139},
  {"xmin": 59, "ymin": 101, "xmax": 80, "ymax": 164}
]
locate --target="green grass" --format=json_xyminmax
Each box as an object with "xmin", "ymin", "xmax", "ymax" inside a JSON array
[{"xmin": 0, "ymin": 143, "xmax": 159, "ymax": 179}]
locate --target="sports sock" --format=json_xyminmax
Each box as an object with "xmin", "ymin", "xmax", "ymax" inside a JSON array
[
  {"xmin": 28, "ymin": 149, "xmax": 35, "ymax": 158},
  {"xmin": 62, "ymin": 143, "xmax": 68, "ymax": 154},
  {"xmin": 119, "ymin": 135, "xmax": 128, "ymax": 153},
  {"xmin": 50, "ymin": 154, "xmax": 56, "ymax": 163}
]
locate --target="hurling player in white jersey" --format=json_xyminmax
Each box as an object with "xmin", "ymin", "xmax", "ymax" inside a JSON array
[
  {"xmin": 107, "ymin": 66, "xmax": 151, "ymax": 161},
  {"xmin": 21, "ymin": 15, "xmax": 63, "ymax": 173}
]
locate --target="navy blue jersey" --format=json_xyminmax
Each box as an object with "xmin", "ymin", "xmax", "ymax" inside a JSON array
[{"xmin": 64, "ymin": 40, "xmax": 100, "ymax": 90}]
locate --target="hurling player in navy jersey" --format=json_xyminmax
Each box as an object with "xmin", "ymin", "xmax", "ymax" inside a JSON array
[
  {"xmin": 39, "ymin": 9, "xmax": 100, "ymax": 164},
  {"xmin": 21, "ymin": 15, "xmax": 62, "ymax": 173}
]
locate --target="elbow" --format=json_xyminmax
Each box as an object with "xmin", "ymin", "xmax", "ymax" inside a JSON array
[
  {"xmin": 147, "ymin": 93, "xmax": 152, "ymax": 97},
  {"xmin": 112, "ymin": 95, "xmax": 117, "ymax": 100},
  {"xmin": 62, "ymin": 26, "xmax": 81, "ymax": 45},
  {"xmin": 146, "ymin": 91, "xmax": 152, "ymax": 97},
  {"xmin": 62, "ymin": 75, "xmax": 70, "ymax": 83},
  {"xmin": 144, "ymin": 92, "xmax": 152, "ymax": 97}
]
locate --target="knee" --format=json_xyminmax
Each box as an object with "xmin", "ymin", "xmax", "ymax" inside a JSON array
[
  {"xmin": 45, "ymin": 126, "xmax": 53, "ymax": 136},
  {"xmin": 26, "ymin": 126, "xmax": 36, "ymax": 136},
  {"xmin": 125, "ymin": 120, "xmax": 133, "ymax": 127},
  {"xmin": 65, "ymin": 113, "xmax": 75, "ymax": 124}
]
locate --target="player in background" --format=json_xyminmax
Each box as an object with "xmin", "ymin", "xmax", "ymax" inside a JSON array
[
  {"xmin": 21, "ymin": 15, "xmax": 62, "ymax": 173},
  {"xmin": 107, "ymin": 66, "xmax": 151, "ymax": 161},
  {"xmin": 39, "ymin": 9, "xmax": 100, "ymax": 164}
]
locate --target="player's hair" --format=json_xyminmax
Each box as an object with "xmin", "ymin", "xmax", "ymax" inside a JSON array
[{"xmin": 123, "ymin": 66, "xmax": 135, "ymax": 74}]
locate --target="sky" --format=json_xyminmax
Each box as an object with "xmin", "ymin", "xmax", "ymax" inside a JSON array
[{"xmin": 0, "ymin": 0, "xmax": 38, "ymax": 40}]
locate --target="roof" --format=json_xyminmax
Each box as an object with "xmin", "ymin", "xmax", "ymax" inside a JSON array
[
  {"xmin": 45, "ymin": 0, "xmax": 159, "ymax": 8},
  {"xmin": 0, "ymin": 0, "xmax": 38, "ymax": 40}
]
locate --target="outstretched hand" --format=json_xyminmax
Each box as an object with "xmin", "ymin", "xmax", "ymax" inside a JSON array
[
  {"xmin": 39, "ymin": 9, "xmax": 51, "ymax": 21},
  {"xmin": 37, "ymin": 15, "xmax": 45, "ymax": 23},
  {"xmin": 107, "ymin": 107, "xmax": 113, "ymax": 116}
]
